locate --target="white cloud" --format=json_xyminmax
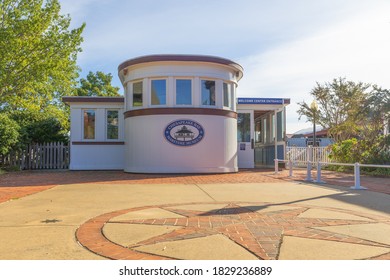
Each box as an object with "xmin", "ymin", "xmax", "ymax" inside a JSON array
[
  {"xmin": 58, "ymin": 0, "xmax": 390, "ymax": 133},
  {"xmin": 237, "ymin": 3, "xmax": 390, "ymax": 133}
]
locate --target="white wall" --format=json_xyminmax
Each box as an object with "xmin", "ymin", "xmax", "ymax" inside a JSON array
[
  {"xmin": 125, "ymin": 115, "xmax": 237, "ymax": 173},
  {"xmin": 122, "ymin": 62, "xmax": 238, "ymax": 86},
  {"xmin": 70, "ymin": 145, "xmax": 124, "ymax": 170},
  {"xmin": 68, "ymin": 101, "xmax": 125, "ymax": 170},
  {"xmin": 69, "ymin": 103, "xmax": 125, "ymax": 142}
]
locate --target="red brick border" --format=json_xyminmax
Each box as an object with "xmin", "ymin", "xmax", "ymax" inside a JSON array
[{"xmin": 76, "ymin": 202, "xmax": 390, "ymax": 260}]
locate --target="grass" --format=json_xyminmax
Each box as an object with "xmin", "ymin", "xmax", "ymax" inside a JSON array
[{"xmin": 0, "ymin": 166, "xmax": 20, "ymax": 173}]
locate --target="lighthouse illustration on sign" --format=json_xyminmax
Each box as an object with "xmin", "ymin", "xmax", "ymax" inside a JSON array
[
  {"xmin": 164, "ymin": 119, "xmax": 204, "ymax": 147},
  {"xmin": 174, "ymin": 126, "xmax": 195, "ymax": 141}
]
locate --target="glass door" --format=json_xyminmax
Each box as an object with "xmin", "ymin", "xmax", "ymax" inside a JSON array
[{"xmin": 237, "ymin": 110, "xmax": 254, "ymax": 168}]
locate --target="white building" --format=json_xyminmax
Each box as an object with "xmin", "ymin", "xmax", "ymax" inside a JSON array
[{"xmin": 63, "ymin": 55, "xmax": 290, "ymax": 173}]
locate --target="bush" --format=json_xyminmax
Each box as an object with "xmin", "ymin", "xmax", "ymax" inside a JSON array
[
  {"xmin": 329, "ymin": 138, "xmax": 359, "ymax": 163},
  {"xmin": 22, "ymin": 117, "xmax": 69, "ymax": 144},
  {"xmin": 0, "ymin": 113, "xmax": 19, "ymax": 155},
  {"xmin": 329, "ymin": 136, "xmax": 390, "ymax": 175},
  {"xmin": 8, "ymin": 109, "xmax": 69, "ymax": 147}
]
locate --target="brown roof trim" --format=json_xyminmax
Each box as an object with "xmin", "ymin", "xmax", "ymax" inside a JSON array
[
  {"xmin": 62, "ymin": 96, "xmax": 124, "ymax": 103},
  {"xmin": 72, "ymin": 141, "xmax": 125, "ymax": 145},
  {"xmin": 118, "ymin": 54, "xmax": 244, "ymax": 78},
  {"xmin": 124, "ymin": 107, "xmax": 237, "ymax": 119}
]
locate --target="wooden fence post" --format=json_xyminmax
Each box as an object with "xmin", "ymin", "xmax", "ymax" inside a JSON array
[
  {"xmin": 59, "ymin": 142, "xmax": 63, "ymax": 169},
  {"xmin": 1, "ymin": 142, "xmax": 69, "ymax": 170}
]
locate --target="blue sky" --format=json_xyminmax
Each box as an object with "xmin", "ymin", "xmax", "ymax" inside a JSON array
[{"xmin": 59, "ymin": 0, "xmax": 390, "ymax": 133}]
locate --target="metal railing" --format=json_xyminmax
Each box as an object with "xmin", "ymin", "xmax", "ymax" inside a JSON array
[
  {"xmin": 286, "ymin": 146, "xmax": 332, "ymax": 167},
  {"xmin": 274, "ymin": 158, "xmax": 390, "ymax": 190}
]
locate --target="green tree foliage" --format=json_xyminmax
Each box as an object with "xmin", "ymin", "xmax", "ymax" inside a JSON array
[
  {"xmin": 9, "ymin": 106, "xmax": 69, "ymax": 146},
  {"xmin": 362, "ymin": 87, "xmax": 390, "ymax": 143},
  {"xmin": 0, "ymin": 0, "xmax": 85, "ymax": 108},
  {"xmin": 0, "ymin": 0, "xmax": 85, "ymax": 151},
  {"xmin": 329, "ymin": 136, "xmax": 390, "ymax": 175},
  {"xmin": 0, "ymin": 113, "xmax": 19, "ymax": 155},
  {"xmin": 297, "ymin": 77, "xmax": 370, "ymax": 142},
  {"xmin": 76, "ymin": 71, "xmax": 120, "ymax": 96},
  {"xmin": 299, "ymin": 78, "xmax": 390, "ymax": 173}
]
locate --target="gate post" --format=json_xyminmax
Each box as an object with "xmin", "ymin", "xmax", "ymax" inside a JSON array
[
  {"xmin": 274, "ymin": 159, "xmax": 279, "ymax": 174},
  {"xmin": 288, "ymin": 159, "xmax": 293, "ymax": 177},
  {"xmin": 314, "ymin": 161, "xmax": 325, "ymax": 183},
  {"xmin": 305, "ymin": 161, "xmax": 313, "ymax": 181},
  {"xmin": 350, "ymin": 162, "xmax": 367, "ymax": 190}
]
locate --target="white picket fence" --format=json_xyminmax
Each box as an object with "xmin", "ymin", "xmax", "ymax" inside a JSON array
[
  {"xmin": 286, "ymin": 146, "xmax": 332, "ymax": 166},
  {"xmin": 0, "ymin": 142, "xmax": 69, "ymax": 170}
]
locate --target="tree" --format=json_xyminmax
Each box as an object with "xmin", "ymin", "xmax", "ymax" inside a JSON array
[
  {"xmin": 76, "ymin": 71, "xmax": 120, "ymax": 96},
  {"xmin": 0, "ymin": 0, "xmax": 84, "ymax": 147},
  {"xmin": 297, "ymin": 77, "xmax": 370, "ymax": 142},
  {"xmin": 0, "ymin": 113, "xmax": 19, "ymax": 155},
  {"xmin": 363, "ymin": 86, "xmax": 390, "ymax": 139},
  {"xmin": 299, "ymin": 78, "xmax": 390, "ymax": 171},
  {"xmin": 0, "ymin": 0, "xmax": 85, "ymax": 109},
  {"xmin": 9, "ymin": 105, "xmax": 69, "ymax": 146}
]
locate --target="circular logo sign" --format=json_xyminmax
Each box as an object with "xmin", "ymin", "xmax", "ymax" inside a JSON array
[{"xmin": 164, "ymin": 119, "xmax": 205, "ymax": 147}]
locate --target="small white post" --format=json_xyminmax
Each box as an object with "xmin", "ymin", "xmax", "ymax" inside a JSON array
[
  {"xmin": 305, "ymin": 161, "xmax": 313, "ymax": 181},
  {"xmin": 274, "ymin": 159, "xmax": 279, "ymax": 174},
  {"xmin": 288, "ymin": 159, "xmax": 293, "ymax": 177},
  {"xmin": 314, "ymin": 161, "xmax": 325, "ymax": 183},
  {"xmin": 350, "ymin": 162, "xmax": 367, "ymax": 190}
]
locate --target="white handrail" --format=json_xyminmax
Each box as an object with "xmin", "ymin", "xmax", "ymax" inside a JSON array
[{"xmin": 274, "ymin": 159, "xmax": 390, "ymax": 190}]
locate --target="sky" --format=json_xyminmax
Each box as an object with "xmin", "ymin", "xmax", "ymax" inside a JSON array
[{"xmin": 59, "ymin": 0, "xmax": 390, "ymax": 133}]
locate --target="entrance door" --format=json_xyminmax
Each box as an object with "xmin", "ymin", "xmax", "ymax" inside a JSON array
[{"xmin": 237, "ymin": 110, "xmax": 254, "ymax": 168}]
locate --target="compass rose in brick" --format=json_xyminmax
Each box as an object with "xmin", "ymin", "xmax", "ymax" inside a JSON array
[{"xmin": 76, "ymin": 202, "xmax": 390, "ymax": 260}]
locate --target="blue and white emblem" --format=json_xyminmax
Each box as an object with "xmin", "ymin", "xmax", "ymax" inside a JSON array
[{"xmin": 164, "ymin": 119, "xmax": 205, "ymax": 147}]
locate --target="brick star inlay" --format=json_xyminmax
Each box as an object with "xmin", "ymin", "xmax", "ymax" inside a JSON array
[{"xmin": 76, "ymin": 202, "xmax": 390, "ymax": 260}]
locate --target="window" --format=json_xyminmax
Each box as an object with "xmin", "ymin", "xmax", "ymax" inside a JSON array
[
  {"xmin": 151, "ymin": 79, "xmax": 166, "ymax": 105},
  {"xmin": 176, "ymin": 79, "xmax": 192, "ymax": 105},
  {"xmin": 223, "ymin": 82, "xmax": 230, "ymax": 108},
  {"xmin": 107, "ymin": 110, "xmax": 119, "ymax": 140},
  {"xmin": 230, "ymin": 85, "xmax": 235, "ymax": 110},
  {"xmin": 277, "ymin": 111, "xmax": 283, "ymax": 141},
  {"xmin": 255, "ymin": 119, "xmax": 262, "ymax": 143},
  {"xmin": 133, "ymin": 81, "xmax": 143, "ymax": 107},
  {"xmin": 83, "ymin": 110, "xmax": 95, "ymax": 139},
  {"xmin": 201, "ymin": 80, "xmax": 215, "ymax": 106},
  {"xmin": 237, "ymin": 113, "xmax": 251, "ymax": 142}
]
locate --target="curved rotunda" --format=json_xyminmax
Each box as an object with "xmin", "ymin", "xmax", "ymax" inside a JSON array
[{"xmin": 118, "ymin": 54, "xmax": 244, "ymax": 173}]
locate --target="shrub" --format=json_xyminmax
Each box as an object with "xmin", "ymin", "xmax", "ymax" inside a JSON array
[
  {"xmin": 328, "ymin": 136, "xmax": 390, "ymax": 175},
  {"xmin": 0, "ymin": 113, "xmax": 19, "ymax": 155}
]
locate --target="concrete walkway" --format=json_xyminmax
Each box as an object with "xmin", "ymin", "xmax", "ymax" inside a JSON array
[{"xmin": 0, "ymin": 170, "xmax": 389, "ymax": 260}]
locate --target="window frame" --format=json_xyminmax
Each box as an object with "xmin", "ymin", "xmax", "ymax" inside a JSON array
[
  {"xmin": 106, "ymin": 109, "xmax": 120, "ymax": 140},
  {"xmin": 83, "ymin": 109, "xmax": 96, "ymax": 140},
  {"xmin": 175, "ymin": 78, "xmax": 193, "ymax": 106},
  {"xmin": 150, "ymin": 78, "xmax": 167, "ymax": 106},
  {"xmin": 132, "ymin": 80, "xmax": 143, "ymax": 107},
  {"xmin": 223, "ymin": 82, "xmax": 231, "ymax": 109},
  {"xmin": 200, "ymin": 79, "xmax": 216, "ymax": 107}
]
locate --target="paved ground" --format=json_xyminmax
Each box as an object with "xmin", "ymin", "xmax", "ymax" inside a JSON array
[{"xmin": 0, "ymin": 169, "xmax": 389, "ymax": 260}]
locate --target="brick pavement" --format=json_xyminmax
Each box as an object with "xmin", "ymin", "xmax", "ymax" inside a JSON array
[
  {"xmin": 76, "ymin": 202, "xmax": 390, "ymax": 260},
  {"xmin": 0, "ymin": 169, "xmax": 389, "ymax": 260},
  {"xmin": 272, "ymin": 169, "xmax": 390, "ymax": 195},
  {"xmin": 0, "ymin": 169, "xmax": 388, "ymax": 203},
  {"xmin": 0, "ymin": 169, "xmax": 281, "ymax": 203}
]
